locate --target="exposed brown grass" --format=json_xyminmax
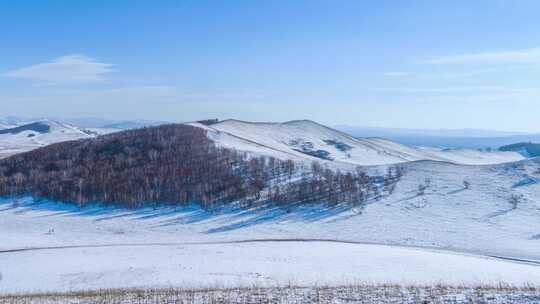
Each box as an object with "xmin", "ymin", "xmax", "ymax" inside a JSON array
[{"xmin": 1, "ymin": 284, "xmax": 539, "ymax": 304}]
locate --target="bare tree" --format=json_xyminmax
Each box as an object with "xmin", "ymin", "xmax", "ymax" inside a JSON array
[
  {"xmin": 0, "ymin": 124, "xmax": 400, "ymax": 210},
  {"xmin": 509, "ymin": 194, "xmax": 523, "ymax": 210}
]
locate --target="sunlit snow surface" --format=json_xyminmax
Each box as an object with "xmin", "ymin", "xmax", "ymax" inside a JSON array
[
  {"xmin": 0, "ymin": 120, "xmax": 116, "ymax": 159},
  {"xmin": 2, "ymin": 241, "xmax": 540, "ymax": 294},
  {"xmin": 195, "ymin": 120, "xmax": 524, "ymax": 166}
]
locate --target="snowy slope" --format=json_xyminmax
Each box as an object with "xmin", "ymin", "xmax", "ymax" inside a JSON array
[
  {"xmin": 2, "ymin": 157, "xmax": 540, "ymax": 293},
  {"xmin": 0, "ymin": 118, "xmax": 522, "ymax": 165},
  {"xmin": 2, "ymin": 159, "xmax": 540, "ymax": 259},
  {"xmin": 198, "ymin": 119, "xmax": 523, "ymax": 166},
  {"xmin": 0, "ymin": 120, "xmax": 117, "ymax": 159},
  {"xmin": 2, "ymin": 156, "xmax": 540, "ymax": 294}
]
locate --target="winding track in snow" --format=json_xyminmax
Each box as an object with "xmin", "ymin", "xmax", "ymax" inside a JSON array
[{"xmin": 1, "ymin": 238, "xmax": 540, "ymax": 267}]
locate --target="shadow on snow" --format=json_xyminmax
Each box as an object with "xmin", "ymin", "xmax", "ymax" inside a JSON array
[{"xmin": 0, "ymin": 196, "xmax": 355, "ymax": 233}]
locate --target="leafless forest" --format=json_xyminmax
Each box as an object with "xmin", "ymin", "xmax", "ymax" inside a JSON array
[{"xmin": 0, "ymin": 124, "xmax": 401, "ymax": 209}]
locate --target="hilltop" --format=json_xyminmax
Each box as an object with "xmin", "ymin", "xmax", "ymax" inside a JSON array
[{"xmin": 194, "ymin": 119, "xmax": 523, "ymax": 166}]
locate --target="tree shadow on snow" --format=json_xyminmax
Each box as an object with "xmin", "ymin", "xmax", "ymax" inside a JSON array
[
  {"xmin": 203, "ymin": 204, "xmax": 352, "ymax": 233},
  {"xmin": 0, "ymin": 196, "xmax": 354, "ymax": 233}
]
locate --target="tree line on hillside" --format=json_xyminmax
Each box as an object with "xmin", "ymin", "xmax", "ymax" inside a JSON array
[{"xmin": 0, "ymin": 124, "xmax": 402, "ymax": 210}]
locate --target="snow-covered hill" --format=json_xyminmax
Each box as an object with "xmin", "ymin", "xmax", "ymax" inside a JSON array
[
  {"xmin": 192, "ymin": 119, "xmax": 523, "ymax": 166},
  {"xmin": 0, "ymin": 120, "xmax": 539, "ymax": 294},
  {"xmin": 2, "ymin": 155, "xmax": 540, "ymax": 293},
  {"xmin": 0, "ymin": 118, "xmax": 523, "ymax": 165},
  {"xmin": 0, "ymin": 120, "xmax": 116, "ymax": 159}
]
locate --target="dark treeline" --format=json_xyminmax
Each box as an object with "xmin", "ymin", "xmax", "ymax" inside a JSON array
[{"xmin": 0, "ymin": 124, "xmax": 402, "ymax": 210}]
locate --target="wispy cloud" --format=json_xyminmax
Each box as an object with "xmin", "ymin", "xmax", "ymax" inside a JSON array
[
  {"xmin": 414, "ymin": 92, "xmax": 539, "ymax": 105},
  {"xmin": 2, "ymin": 55, "xmax": 114, "ymax": 84},
  {"xmin": 369, "ymin": 86, "xmax": 540, "ymax": 94},
  {"xmin": 383, "ymin": 72, "xmax": 410, "ymax": 77},
  {"xmin": 422, "ymin": 47, "xmax": 540, "ymax": 65},
  {"xmin": 0, "ymin": 86, "xmax": 270, "ymax": 106},
  {"xmin": 86, "ymin": 86, "xmax": 178, "ymax": 99},
  {"xmin": 368, "ymin": 86, "xmax": 540, "ymax": 106}
]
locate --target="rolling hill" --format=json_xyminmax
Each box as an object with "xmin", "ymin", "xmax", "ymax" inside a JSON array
[
  {"xmin": 1, "ymin": 120, "xmax": 539, "ymax": 294},
  {"xmin": 0, "ymin": 120, "xmax": 117, "ymax": 159},
  {"xmin": 193, "ymin": 119, "xmax": 523, "ymax": 166},
  {"xmin": 336, "ymin": 125, "xmax": 540, "ymax": 149},
  {"xmin": 2, "ymin": 156, "xmax": 540, "ymax": 294},
  {"xmin": 0, "ymin": 123, "xmax": 393, "ymax": 209},
  {"xmin": 0, "ymin": 118, "xmax": 525, "ymax": 166},
  {"xmin": 500, "ymin": 142, "xmax": 540, "ymax": 157}
]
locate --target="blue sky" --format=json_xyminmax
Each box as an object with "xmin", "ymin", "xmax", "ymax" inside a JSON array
[{"xmin": 1, "ymin": 1, "xmax": 540, "ymax": 131}]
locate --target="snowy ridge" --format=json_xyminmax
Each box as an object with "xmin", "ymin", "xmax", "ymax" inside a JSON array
[
  {"xmin": 193, "ymin": 119, "xmax": 523, "ymax": 166},
  {"xmin": 0, "ymin": 120, "xmax": 116, "ymax": 159}
]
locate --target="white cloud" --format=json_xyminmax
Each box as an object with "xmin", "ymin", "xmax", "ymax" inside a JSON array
[
  {"xmin": 87, "ymin": 86, "xmax": 178, "ymax": 99},
  {"xmin": 2, "ymin": 55, "xmax": 114, "ymax": 84},
  {"xmin": 369, "ymin": 86, "xmax": 540, "ymax": 94},
  {"xmin": 72, "ymin": 86, "xmax": 267, "ymax": 102},
  {"xmin": 383, "ymin": 72, "xmax": 410, "ymax": 77},
  {"xmin": 423, "ymin": 47, "xmax": 540, "ymax": 65},
  {"xmin": 415, "ymin": 91, "xmax": 540, "ymax": 105},
  {"xmin": 0, "ymin": 86, "xmax": 269, "ymax": 107}
]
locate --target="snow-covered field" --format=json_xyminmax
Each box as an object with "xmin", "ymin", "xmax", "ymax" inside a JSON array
[
  {"xmin": 1, "ymin": 158, "xmax": 540, "ymax": 293},
  {"xmin": 2, "ymin": 241, "xmax": 540, "ymax": 294},
  {"xmin": 1, "ymin": 119, "xmax": 539, "ymax": 295}
]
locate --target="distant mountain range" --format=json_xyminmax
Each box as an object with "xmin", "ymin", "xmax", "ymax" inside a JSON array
[
  {"xmin": 335, "ymin": 125, "xmax": 540, "ymax": 149},
  {"xmin": 0, "ymin": 116, "xmax": 168, "ymax": 130},
  {"xmin": 2, "ymin": 116, "xmax": 539, "ymax": 150},
  {"xmin": 1, "ymin": 118, "xmax": 526, "ymax": 166},
  {"xmin": 499, "ymin": 142, "xmax": 540, "ymax": 157}
]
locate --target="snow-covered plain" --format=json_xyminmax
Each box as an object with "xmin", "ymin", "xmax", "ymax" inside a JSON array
[{"xmin": 2, "ymin": 241, "xmax": 540, "ymax": 294}]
